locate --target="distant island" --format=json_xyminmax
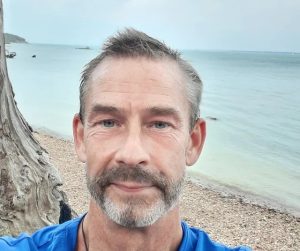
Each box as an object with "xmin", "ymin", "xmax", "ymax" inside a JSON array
[{"xmin": 4, "ymin": 33, "xmax": 28, "ymax": 44}]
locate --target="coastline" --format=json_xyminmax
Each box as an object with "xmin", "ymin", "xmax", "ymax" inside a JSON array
[
  {"xmin": 187, "ymin": 172, "xmax": 300, "ymax": 218},
  {"xmin": 33, "ymin": 130, "xmax": 300, "ymax": 250}
]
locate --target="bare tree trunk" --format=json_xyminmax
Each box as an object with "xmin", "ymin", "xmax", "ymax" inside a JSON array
[{"xmin": 0, "ymin": 1, "xmax": 69, "ymax": 236}]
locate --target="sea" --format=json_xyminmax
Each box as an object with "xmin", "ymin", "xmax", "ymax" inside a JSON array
[{"xmin": 5, "ymin": 43, "xmax": 300, "ymax": 215}]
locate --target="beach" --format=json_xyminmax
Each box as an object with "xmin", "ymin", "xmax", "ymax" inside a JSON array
[{"xmin": 34, "ymin": 131, "xmax": 300, "ymax": 251}]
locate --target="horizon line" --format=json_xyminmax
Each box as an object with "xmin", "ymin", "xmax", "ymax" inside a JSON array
[{"xmin": 8, "ymin": 41, "xmax": 300, "ymax": 54}]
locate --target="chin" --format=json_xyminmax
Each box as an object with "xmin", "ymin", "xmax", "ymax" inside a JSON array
[{"xmin": 100, "ymin": 196, "xmax": 171, "ymax": 228}]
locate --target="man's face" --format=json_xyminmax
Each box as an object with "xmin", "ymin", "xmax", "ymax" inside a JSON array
[{"xmin": 73, "ymin": 57, "xmax": 205, "ymax": 228}]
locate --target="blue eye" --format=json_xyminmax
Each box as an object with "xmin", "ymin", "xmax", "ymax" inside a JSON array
[
  {"xmin": 153, "ymin": 121, "xmax": 169, "ymax": 129},
  {"xmin": 101, "ymin": 120, "xmax": 116, "ymax": 128}
]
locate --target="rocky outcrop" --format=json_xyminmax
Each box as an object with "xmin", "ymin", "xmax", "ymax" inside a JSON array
[{"xmin": 4, "ymin": 33, "xmax": 27, "ymax": 44}]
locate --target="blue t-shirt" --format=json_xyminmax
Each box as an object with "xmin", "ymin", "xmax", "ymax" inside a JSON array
[{"xmin": 0, "ymin": 216, "xmax": 251, "ymax": 250}]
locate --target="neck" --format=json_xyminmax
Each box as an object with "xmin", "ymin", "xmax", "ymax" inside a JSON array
[{"xmin": 77, "ymin": 200, "xmax": 183, "ymax": 251}]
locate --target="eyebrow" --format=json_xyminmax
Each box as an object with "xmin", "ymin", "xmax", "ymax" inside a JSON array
[
  {"xmin": 146, "ymin": 107, "xmax": 182, "ymax": 123},
  {"xmin": 88, "ymin": 104, "xmax": 182, "ymax": 124},
  {"xmin": 88, "ymin": 104, "xmax": 124, "ymax": 120}
]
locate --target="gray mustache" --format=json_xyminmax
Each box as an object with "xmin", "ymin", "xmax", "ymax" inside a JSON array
[{"xmin": 93, "ymin": 165, "xmax": 169, "ymax": 192}]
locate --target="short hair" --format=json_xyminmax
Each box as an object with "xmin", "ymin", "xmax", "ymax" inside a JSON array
[{"xmin": 79, "ymin": 28, "xmax": 202, "ymax": 128}]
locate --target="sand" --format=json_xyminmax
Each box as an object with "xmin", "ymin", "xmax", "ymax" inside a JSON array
[{"xmin": 34, "ymin": 132, "xmax": 300, "ymax": 251}]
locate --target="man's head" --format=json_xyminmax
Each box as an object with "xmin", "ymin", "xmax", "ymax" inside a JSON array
[
  {"xmin": 79, "ymin": 28, "xmax": 202, "ymax": 129},
  {"xmin": 73, "ymin": 28, "xmax": 206, "ymax": 228}
]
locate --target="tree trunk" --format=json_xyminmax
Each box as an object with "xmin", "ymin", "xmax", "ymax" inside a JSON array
[{"xmin": 0, "ymin": 1, "xmax": 70, "ymax": 236}]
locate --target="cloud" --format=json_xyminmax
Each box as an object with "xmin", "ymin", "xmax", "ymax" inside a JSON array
[{"xmin": 3, "ymin": 0, "xmax": 300, "ymax": 51}]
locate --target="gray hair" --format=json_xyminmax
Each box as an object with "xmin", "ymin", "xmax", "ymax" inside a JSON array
[{"xmin": 79, "ymin": 28, "xmax": 202, "ymax": 128}]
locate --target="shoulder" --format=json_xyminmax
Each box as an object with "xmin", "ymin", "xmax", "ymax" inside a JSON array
[
  {"xmin": 0, "ymin": 215, "xmax": 83, "ymax": 251},
  {"xmin": 179, "ymin": 221, "xmax": 252, "ymax": 251}
]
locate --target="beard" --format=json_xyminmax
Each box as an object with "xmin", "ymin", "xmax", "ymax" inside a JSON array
[{"xmin": 86, "ymin": 164, "xmax": 185, "ymax": 228}]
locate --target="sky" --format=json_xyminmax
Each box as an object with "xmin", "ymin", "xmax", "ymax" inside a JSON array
[{"xmin": 3, "ymin": 0, "xmax": 300, "ymax": 52}]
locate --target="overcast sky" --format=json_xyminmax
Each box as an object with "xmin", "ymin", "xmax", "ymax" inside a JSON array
[{"xmin": 3, "ymin": 0, "xmax": 300, "ymax": 52}]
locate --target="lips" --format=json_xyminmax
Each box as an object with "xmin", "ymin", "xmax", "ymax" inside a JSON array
[{"xmin": 110, "ymin": 182, "xmax": 153, "ymax": 193}]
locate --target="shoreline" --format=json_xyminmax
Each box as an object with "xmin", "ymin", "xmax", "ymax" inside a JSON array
[
  {"xmin": 33, "ymin": 130, "xmax": 300, "ymax": 250},
  {"xmin": 187, "ymin": 173, "xmax": 300, "ymax": 218}
]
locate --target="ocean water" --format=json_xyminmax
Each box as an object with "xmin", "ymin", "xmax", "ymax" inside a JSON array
[{"xmin": 5, "ymin": 43, "xmax": 300, "ymax": 213}]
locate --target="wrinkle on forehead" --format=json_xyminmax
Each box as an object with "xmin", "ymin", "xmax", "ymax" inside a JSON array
[{"xmin": 90, "ymin": 81, "xmax": 177, "ymax": 96}]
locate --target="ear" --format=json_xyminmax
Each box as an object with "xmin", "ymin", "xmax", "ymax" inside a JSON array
[
  {"xmin": 186, "ymin": 119, "xmax": 206, "ymax": 166},
  {"xmin": 73, "ymin": 114, "xmax": 87, "ymax": 163}
]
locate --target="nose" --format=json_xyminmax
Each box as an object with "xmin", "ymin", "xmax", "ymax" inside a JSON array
[{"xmin": 114, "ymin": 127, "xmax": 150, "ymax": 166}]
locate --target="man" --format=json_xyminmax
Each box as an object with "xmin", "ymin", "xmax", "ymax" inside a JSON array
[{"xmin": 0, "ymin": 29, "xmax": 251, "ymax": 250}]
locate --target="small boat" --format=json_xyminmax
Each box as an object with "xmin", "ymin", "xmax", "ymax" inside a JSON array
[
  {"xmin": 75, "ymin": 46, "xmax": 91, "ymax": 50},
  {"xmin": 5, "ymin": 50, "xmax": 16, "ymax": 58}
]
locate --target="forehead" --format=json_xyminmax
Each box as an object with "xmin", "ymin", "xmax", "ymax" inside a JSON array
[
  {"xmin": 85, "ymin": 57, "xmax": 189, "ymax": 118},
  {"xmin": 89, "ymin": 56, "xmax": 186, "ymax": 92}
]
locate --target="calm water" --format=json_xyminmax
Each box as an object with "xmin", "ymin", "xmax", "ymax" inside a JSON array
[{"xmin": 5, "ymin": 43, "xmax": 300, "ymax": 213}]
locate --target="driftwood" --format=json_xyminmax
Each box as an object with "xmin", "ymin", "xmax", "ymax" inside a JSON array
[{"xmin": 0, "ymin": 1, "xmax": 70, "ymax": 236}]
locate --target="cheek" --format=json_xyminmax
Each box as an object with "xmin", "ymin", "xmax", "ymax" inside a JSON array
[
  {"xmin": 84, "ymin": 136, "xmax": 118, "ymax": 176},
  {"xmin": 151, "ymin": 131, "xmax": 187, "ymax": 154},
  {"xmin": 149, "ymin": 133, "xmax": 187, "ymax": 175}
]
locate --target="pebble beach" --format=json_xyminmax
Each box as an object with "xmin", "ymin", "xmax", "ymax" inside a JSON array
[{"xmin": 34, "ymin": 132, "xmax": 300, "ymax": 251}]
